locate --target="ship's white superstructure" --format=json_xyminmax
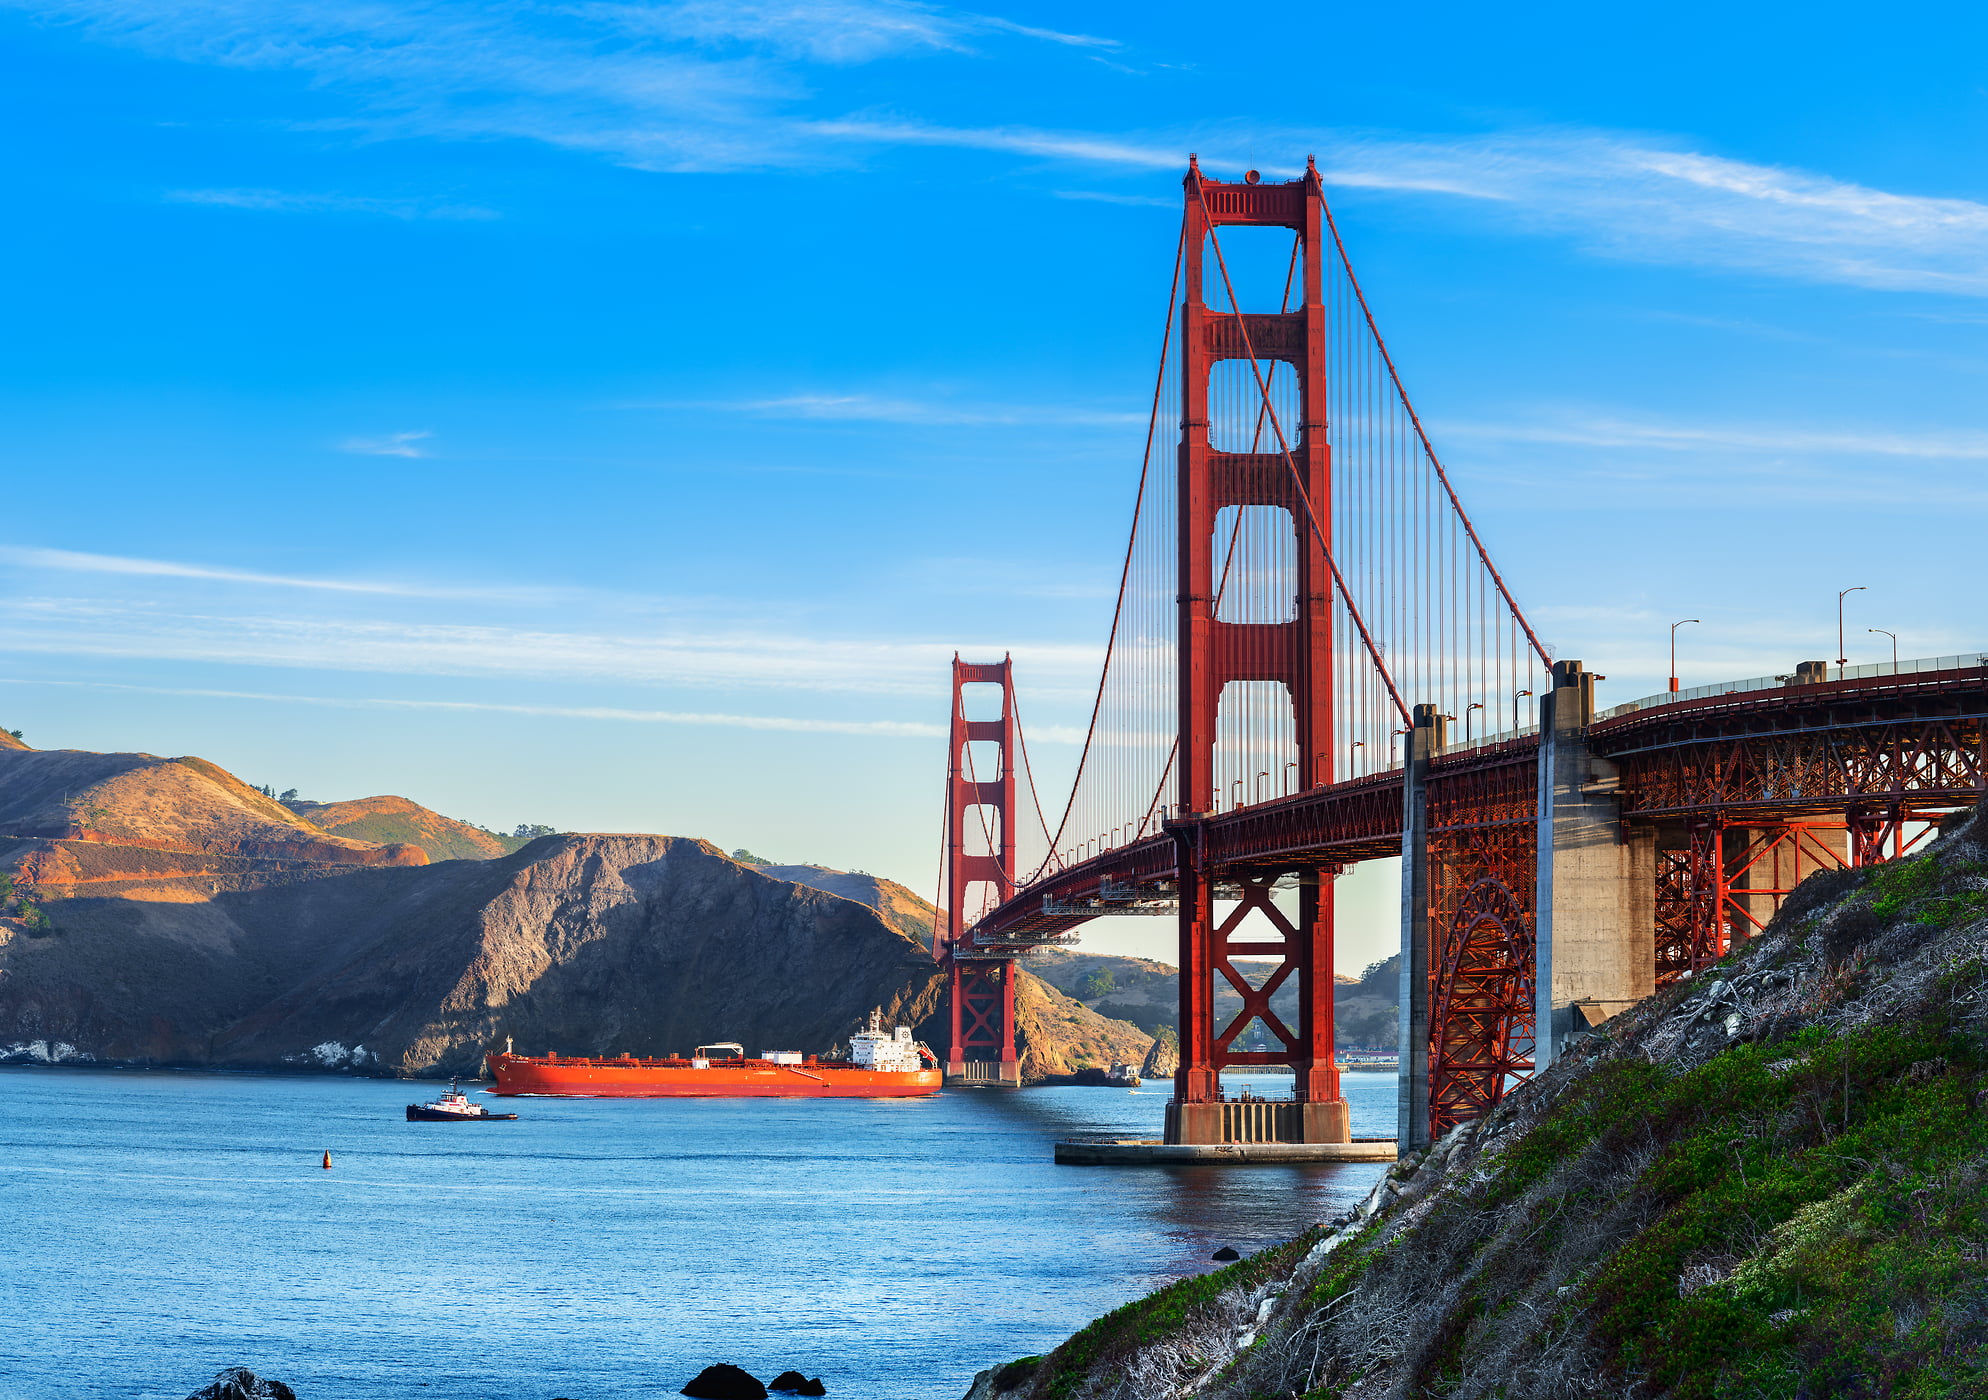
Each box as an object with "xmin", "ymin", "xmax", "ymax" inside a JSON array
[{"xmin": 849, "ymin": 1010, "xmax": 925, "ymax": 1073}]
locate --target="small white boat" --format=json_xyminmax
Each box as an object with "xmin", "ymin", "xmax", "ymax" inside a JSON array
[{"xmin": 405, "ymin": 1077, "xmax": 518, "ymax": 1122}]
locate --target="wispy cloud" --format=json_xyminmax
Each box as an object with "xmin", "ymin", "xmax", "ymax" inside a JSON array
[
  {"xmin": 21, "ymin": 4, "xmax": 1988, "ymax": 292},
  {"xmin": 609, "ymin": 1, "xmax": 1114, "ymax": 63},
  {"xmin": 804, "ymin": 117, "xmax": 1176, "ymax": 166},
  {"xmin": 0, "ymin": 597, "xmax": 1104, "ymax": 697},
  {"xmin": 669, "ymin": 392, "xmax": 1141, "ymax": 426},
  {"xmin": 165, "ymin": 188, "xmax": 498, "ymax": 219},
  {"xmin": 341, "ymin": 430, "xmax": 434, "ymax": 458},
  {"xmin": 0, "ymin": 546, "xmax": 530, "ymax": 600},
  {"xmin": 1054, "ymin": 189, "xmax": 1173, "ymax": 207},
  {"xmin": 1446, "ymin": 413, "xmax": 1988, "ymax": 461},
  {"xmin": 0, "ymin": 677, "xmax": 966, "ymax": 739},
  {"xmin": 8, "ymin": 0, "xmax": 1116, "ymax": 172},
  {"xmin": 1307, "ymin": 131, "xmax": 1988, "ymax": 296}
]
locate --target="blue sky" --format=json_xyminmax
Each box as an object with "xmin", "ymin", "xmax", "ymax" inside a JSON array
[{"xmin": 3, "ymin": 0, "xmax": 1985, "ymax": 969}]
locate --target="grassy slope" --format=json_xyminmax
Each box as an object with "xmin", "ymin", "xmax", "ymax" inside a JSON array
[
  {"xmin": 991, "ymin": 805, "xmax": 1988, "ymax": 1400},
  {"xmin": 291, "ymin": 798, "xmax": 527, "ymax": 861}
]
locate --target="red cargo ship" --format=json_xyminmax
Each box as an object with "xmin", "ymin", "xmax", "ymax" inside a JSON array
[{"xmin": 487, "ymin": 1012, "xmax": 942, "ymax": 1099}]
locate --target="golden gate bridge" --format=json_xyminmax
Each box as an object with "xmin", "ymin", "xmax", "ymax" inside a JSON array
[{"xmin": 934, "ymin": 157, "xmax": 1988, "ymax": 1151}]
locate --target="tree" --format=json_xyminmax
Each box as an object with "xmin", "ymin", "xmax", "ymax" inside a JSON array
[
  {"xmin": 5, "ymin": 728, "xmax": 21, "ymax": 740},
  {"xmin": 278, "ymin": 789, "xmax": 300, "ymax": 804},
  {"xmin": 731, "ymin": 848, "xmax": 773, "ymax": 866},
  {"xmin": 254, "ymin": 783, "xmax": 275, "ymax": 798},
  {"xmin": 512, "ymin": 823, "xmax": 558, "ymax": 840},
  {"xmin": 1076, "ymin": 968, "xmax": 1118, "ymax": 1001}
]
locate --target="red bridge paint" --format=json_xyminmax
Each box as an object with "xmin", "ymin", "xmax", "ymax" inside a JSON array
[{"xmin": 488, "ymin": 1053, "xmax": 942, "ymax": 1098}]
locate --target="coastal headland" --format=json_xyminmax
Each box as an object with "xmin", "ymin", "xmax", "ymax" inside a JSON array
[{"xmin": 0, "ymin": 729, "xmax": 1149, "ymax": 1078}]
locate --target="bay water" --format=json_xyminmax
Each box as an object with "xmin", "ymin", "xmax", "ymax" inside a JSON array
[{"xmin": 1, "ymin": 1067, "xmax": 1394, "ymax": 1400}]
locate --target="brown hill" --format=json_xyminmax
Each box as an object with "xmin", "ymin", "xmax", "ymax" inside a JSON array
[
  {"xmin": 0, "ymin": 747, "xmax": 423, "ymax": 866},
  {"xmin": 0, "ymin": 726, "xmax": 28, "ymax": 752},
  {"xmin": 289, "ymin": 795, "xmax": 524, "ymax": 862}
]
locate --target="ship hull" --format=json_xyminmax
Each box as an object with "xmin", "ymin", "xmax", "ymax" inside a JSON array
[{"xmin": 488, "ymin": 1054, "xmax": 942, "ymax": 1099}]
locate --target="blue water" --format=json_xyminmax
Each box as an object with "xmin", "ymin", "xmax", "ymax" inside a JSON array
[{"xmin": 1, "ymin": 1068, "xmax": 1394, "ymax": 1400}]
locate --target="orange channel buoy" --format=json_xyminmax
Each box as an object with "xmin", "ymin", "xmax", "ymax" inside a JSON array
[{"xmin": 321, "ymin": 1150, "xmax": 332, "ymax": 1170}]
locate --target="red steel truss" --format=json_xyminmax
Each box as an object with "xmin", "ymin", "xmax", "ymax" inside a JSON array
[{"xmin": 1424, "ymin": 749, "xmax": 1537, "ymax": 1134}]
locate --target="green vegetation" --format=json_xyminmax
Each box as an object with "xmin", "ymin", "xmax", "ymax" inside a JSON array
[
  {"xmin": 1076, "ymin": 968, "xmax": 1118, "ymax": 1001},
  {"xmin": 1470, "ymin": 1022, "xmax": 1988, "ymax": 1398},
  {"xmin": 513, "ymin": 823, "xmax": 559, "ymax": 840},
  {"xmin": 3, "ymin": 875, "xmax": 54, "ymax": 935},
  {"xmin": 5, "ymin": 727, "xmax": 21, "ymax": 740},
  {"xmin": 731, "ymin": 847, "xmax": 773, "ymax": 866},
  {"xmin": 1038, "ymin": 1232, "xmax": 1322, "ymax": 1400},
  {"xmin": 1866, "ymin": 852, "xmax": 1988, "ymax": 929}
]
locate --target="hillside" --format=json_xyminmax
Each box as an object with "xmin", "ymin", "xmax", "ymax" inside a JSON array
[
  {"xmin": 983, "ymin": 803, "xmax": 1988, "ymax": 1400},
  {"xmin": 0, "ymin": 741, "xmax": 1150, "ymax": 1079},
  {"xmin": 289, "ymin": 795, "xmax": 526, "ymax": 862},
  {"xmin": 0, "ymin": 746, "xmax": 422, "ymax": 866},
  {"xmin": 762, "ymin": 862, "xmax": 937, "ymax": 944}
]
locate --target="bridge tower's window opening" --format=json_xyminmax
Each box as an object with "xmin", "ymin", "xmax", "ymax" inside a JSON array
[
  {"xmin": 961, "ymin": 739, "xmax": 1004, "ymax": 783},
  {"xmin": 1208, "ymin": 359, "xmax": 1301, "ymax": 454},
  {"xmin": 1201, "ymin": 226, "xmax": 1302, "ymax": 313},
  {"xmin": 957, "ymin": 682, "xmax": 1006, "ymax": 723},
  {"xmin": 1212, "ymin": 679, "xmax": 1296, "ymax": 812},
  {"xmin": 1211, "ymin": 504, "xmax": 1297, "ymax": 624}
]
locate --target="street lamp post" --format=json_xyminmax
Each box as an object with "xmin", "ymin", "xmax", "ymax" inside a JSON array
[
  {"xmin": 1669, "ymin": 619, "xmax": 1700, "ymax": 693},
  {"xmin": 1869, "ymin": 628, "xmax": 1898, "ymax": 667},
  {"xmin": 1837, "ymin": 587, "xmax": 1867, "ymax": 678},
  {"xmin": 1465, "ymin": 701, "xmax": 1485, "ymax": 743},
  {"xmin": 1513, "ymin": 688, "xmax": 1532, "ymax": 731}
]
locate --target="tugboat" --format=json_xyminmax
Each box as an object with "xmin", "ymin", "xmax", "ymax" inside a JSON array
[{"xmin": 405, "ymin": 1077, "xmax": 519, "ymax": 1122}]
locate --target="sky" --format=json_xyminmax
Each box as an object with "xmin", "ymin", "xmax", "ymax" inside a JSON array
[{"xmin": 2, "ymin": 1, "xmax": 1986, "ymax": 971}]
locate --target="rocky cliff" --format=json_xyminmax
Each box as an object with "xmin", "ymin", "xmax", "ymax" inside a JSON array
[
  {"xmin": 0, "ymin": 743, "xmax": 1150, "ymax": 1080},
  {"xmin": 982, "ymin": 803, "xmax": 1988, "ymax": 1399}
]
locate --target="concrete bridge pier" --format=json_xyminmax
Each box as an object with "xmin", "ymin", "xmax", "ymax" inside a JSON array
[
  {"xmin": 1535, "ymin": 660, "xmax": 1653, "ymax": 1069},
  {"xmin": 1397, "ymin": 703, "xmax": 1444, "ymax": 1152}
]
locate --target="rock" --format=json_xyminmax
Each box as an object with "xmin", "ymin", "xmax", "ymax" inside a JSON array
[
  {"xmin": 768, "ymin": 1374, "xmax": 809, "ymax": 1392},
  {"xmin": 1211, "ymin": 1245, "xmax": 1240, "ymax": 1261},
  {"xmin": 795, "ymin": 1382, "xmax": 826, "ymax": 1397},
  {"xmin": 184, "ymin": 1369, "xmax": 297, "ymax": 1400},
  {"xmin": 991, "ymin": 1358, "xmax": 1039, "ymax": 1391},
  {"xmin": 681, "ymin": 1364, "xmax": 768, "ymax": 1400}
]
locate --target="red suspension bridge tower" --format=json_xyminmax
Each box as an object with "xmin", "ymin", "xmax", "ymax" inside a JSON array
[
  {"xmin": 1166, "ymin": 158, "xmax": 1345, "ymax": 1144},
  {"xmin": 939, "ymin": 655, "xmax": 1022, "ymax": 1087}
]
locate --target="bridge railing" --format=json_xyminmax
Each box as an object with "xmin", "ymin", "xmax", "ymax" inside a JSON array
[{"xmin": 1596, "ymin": 653, "xmax": 1988, "ymax": 722}]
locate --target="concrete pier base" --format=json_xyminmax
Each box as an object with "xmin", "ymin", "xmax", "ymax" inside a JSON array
[
  {"xmin": 1056, "ymin": 1137, "xmax": 1397, "ymax": 1165},
  {"xmin": 1164, "ymin": 1098, "xmax": 1352, "ymax": 1144},
  {"xmin": 945, "ymin": 1061, "xmax": 1022, "ymax": 1088}
]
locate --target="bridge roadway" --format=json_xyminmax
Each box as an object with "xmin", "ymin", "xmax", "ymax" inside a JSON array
[{"xmin": 963, "ymin": 655, "xmax": 1988, "ymax": 1141}]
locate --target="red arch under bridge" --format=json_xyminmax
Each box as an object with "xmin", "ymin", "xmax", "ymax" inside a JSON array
[{"xmin": 935, "ymin": 158, "xmax": 1988, "ymax": 1147}]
